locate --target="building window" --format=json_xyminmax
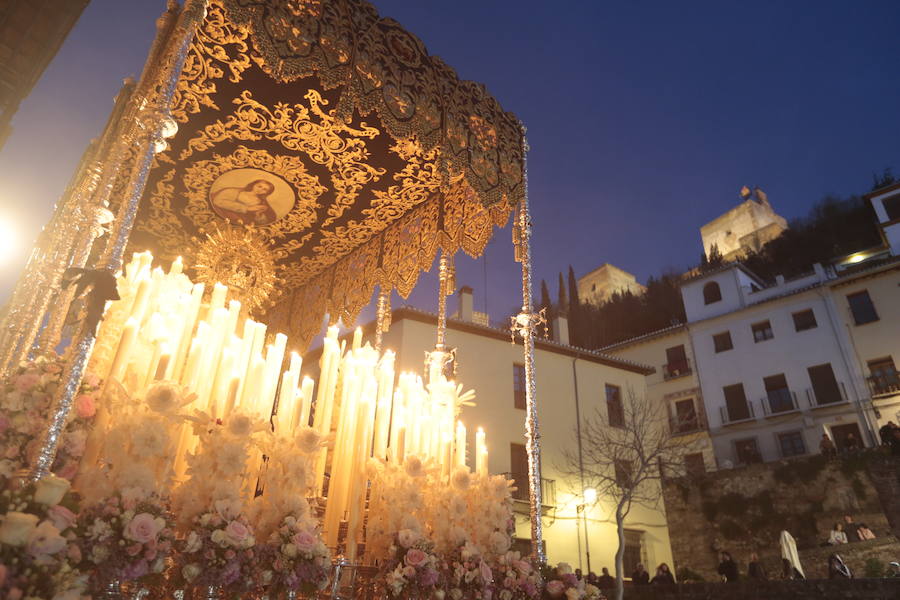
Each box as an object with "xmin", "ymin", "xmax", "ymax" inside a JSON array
[
  {"xmin": 792, "ymin": 309, "xmax": 818, "ymax": 332},
  {"xmin": 723, "ymin": 383, "xmax": 751, "ymax": 422},
  {"xmin": 734, "ymin": 438, "xmax": 762, "ymax": 465},
  {"xmin": 664, "ymin": 345, "xmax": 690, "ymax": 379},
  {"xmin": 713, "ymin": 331, "xmax": 733, "ymax": 353},
  {"xmin": 807, "ymin": 363, "xmax": 843, "ymax": 406},
  {"xmin": 867, "ymin": 357, "xmax": 899, "ymax": 395},
  {"xmin": 606, "ymin": 384, "xmax": 624, "ymax": 428},
  {"xmin": 847, "ymin": 290, "xmax": 879, "ymax": 325},
  {"xmin": 513, "ymin": 363, "xmax": 526, "ymax": 410},
  {"xmin": 614, "ymin": 459, "xmax": 633, "ymax": 488},
  {"xmin": 751, "ymin": 320, "xmax": 774, "ymax": 342},
  {"xmin": 684, "ymin": 453, "xmax": 706, "ymax": 477},
  {"xmin": 622, "ymin": 530, "xmax": 646, "ymax": 576},
  {"xmin": 703, "ymin": 281, "xmax": 722, "ymax": 305},
  {"xmin": 777, "ymin": 431, "xmax": 806, "ymax": 458},
  {"xmin": 673, "ymin": 398, "xmax": 699, "ymax": 432},
  {"xmin": 763, "ymin": 373, "xmax": 794, "ymax": 413},
  {"xmin": 884, "ymin": 195, "xmax": 900, "ymax": 221}
]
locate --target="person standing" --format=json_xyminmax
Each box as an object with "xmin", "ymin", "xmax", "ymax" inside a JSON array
[
  {"xmin": 843, "ymin": 515, "xmax": 862, "ymax": 542},
  {"xmin": 596, "ymin": 567, "xmax": 614, "ymax": 590},
  {"xmin": 820, "ymin": 433, "xmax": 836, "ymax": 458},
  {"xmin": 717, "ymin": 552, "xmax": 739, "ymax": 583},
  {"xmin": 748, "ymin": 552, "xmax": 767, "ymax": 580},
  {"xmin": 631, "ymin": 563, "xmax": 650, "ymax": 585},
  {"xmin": 650, "ymin": 563, "xmax": 676, "ymax": 585}
]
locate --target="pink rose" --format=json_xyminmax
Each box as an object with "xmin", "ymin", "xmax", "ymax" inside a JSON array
[
  {"xmin": 124, "ymin": 513, "xmax": 164, "ymax": 544},
  {"xmin": 46, "ymin": 505, "xmax": 77, "ymax": 531},
  {"xmin": 74, "ymin": 394, "xmax": 96, "ymax": 419},
  {"xmin": 405, "ymin": 548, "xmax": 427, "ymax": 567},
  {"xmin": 14, "ymin": 373, "xmax": 40, "ymax": 393},
  {"xmin": 0, "ymin": 415, "xmax": 9, "ymax": 433},
  {"xmin": 126, "ymin": 543, "xmax": 143, "ymax": 556},
  {"xmin": 83, "ymin": 373, "xmax": 100, "ymax": 387},
  {"xmin": 480, "ymin": 560, "xmax": 493, "ymax": 585},
  {"xmin": 514, "ymin": 560, "xmax": 532, "ymax": 575},
  {"xmin": 546, "ymin": 580, "xmax": 565, "ymax": 597},
  {"xmin": 225, "ymin": 520, "xmax": 251, "ymax": 546},
  {"xmin": 292, "ymin": 530, "xmax": 317, "ymax": 554},
  {"xmin": 67, "ymin": 543, "xmax": 82, "ymax": 563}
]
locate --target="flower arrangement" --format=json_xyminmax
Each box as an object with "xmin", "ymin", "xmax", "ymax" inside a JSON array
[
  {"xmin": 441, "ymin": 540, "xmax": 493, "ymax": 600},
  {"xmin": 493, "ymin": 550, "xmax": 542, "ymax": 600},
  {"xmin": 0, "ymin": 355, "xmax": 100, "ymax": 479},
  {"xmin": 75, "ymin": 490, "xmax": 174, "ymax": 587},
  {"xmin": 381, "ymin": 527, "xmax": 441, "ymax": 599},
  {"xmin": 176, "ymin": 498, "xmax": 258, "ymax": 592},
  {"xmin": 258, "ymin": 514, "xmax": 330, "ymax": 596},
  {"xmin": 0, "ymin": 474, "xmax": 87, "ymax": 600},
  {"xmin": 541, "ymin": 563, "xmax": 603, "ymax": 600}
]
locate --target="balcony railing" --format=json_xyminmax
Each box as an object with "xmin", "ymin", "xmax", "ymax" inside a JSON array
[
  {"xmin": 662, "ymin": 359, "xmax": 692, "ymax": 381},
  {"xmin": 501, "ymin": 472, "xmax": 557, "ymax": 509},
  {"xmin": 669, "ymin": 414, "xmax": 705, "ymax": 435},
  {"xmin": 867, "ymin": 372, "xmax": 900, "ymax": 397},
  {"xmin": 720, "ymin": 402, "xmax": 755, "ymax": 425},
  {"xmin": 760, "ymin": 389, "xmax": 800, "ymax": 416},
  {"xmin": 805, "ymin": 382, "xmax": 848, "ymax": 408}
]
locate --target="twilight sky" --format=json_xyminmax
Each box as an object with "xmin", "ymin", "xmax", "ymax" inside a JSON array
[{"xmin": 0, "ymin": 0, "xmax": 898, "ymax": 327}]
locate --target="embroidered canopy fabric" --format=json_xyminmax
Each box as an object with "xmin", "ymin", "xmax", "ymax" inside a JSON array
[{"xmin": 128, "ymin": 0, "xmax": 525, "ymax": 349}]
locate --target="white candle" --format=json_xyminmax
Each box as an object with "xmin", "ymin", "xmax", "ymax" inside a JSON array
[
  {"xmin": 296, "ymin": 376, "xmax": 314, "ymax": 429},
  {"xmin": 455, "ymin": 420, "xmax": 467, "ymax": 468},
  {"xmin": 172, "ymin": 283, "xmax": 204, "ymax": 382},
  {"xmin": 476, "ymin": 427, "xmax": 487, "ymax": 476},
  {"xmin": 210, "ymin": 281, "xmax": 228, "ymax": 311},
  {"xmin": 169, "ymin": 256, "xmax": 183, "ymax": 275},
  {"xmin": 352, "ymin": 326, "xmax": 362, "ymax": 351},
  {"xmin": 109, "ymin": 317, "xmax": 138, "ymax": 382}
]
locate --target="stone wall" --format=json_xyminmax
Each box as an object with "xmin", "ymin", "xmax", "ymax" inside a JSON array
[
  {"xmin": 623, "ymin": 579, "xmax": 900, "ymax": 600},
  {"xmin": 661, "ymin": 453, "xmax": 900, "ymax": 582}
]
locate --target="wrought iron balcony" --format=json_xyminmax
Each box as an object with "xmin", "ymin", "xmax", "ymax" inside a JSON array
[
  {"xmin": 760, "ymin": 389, "xmax": 800, "ymax": 416},
  {"xmin": 662, "ymin": 358, "xmax": 692, "ymax": 381},
  {"xmin": 805, "ymin": 382, "xmax": 848, "ymax": 408},
  {"xmin": 501, "ymin": 472, "xmax": 557, "ymax": 511},
  {"xmin": 867, "ymin": 372, "xmax": 900, "ymax": 397},
  {"xmin": 719, "ymin": 402, "xmax": 755, "ymax": 425},
  {"xmin": 669, "ymin": 414, "xmax": 705, "ymax": 435}
]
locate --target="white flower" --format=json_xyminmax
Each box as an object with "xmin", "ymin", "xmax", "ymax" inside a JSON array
[
  {"xmin": 145, "ymin": 382, "xmax": 183, "ymax": 414},
  {"xmin": 182, "ymin": 563, "xmax": 202, "ymax": 581},
  {"xmin": 33, "ymin": 474, "xmax": 71, "ymax": 505},
  {"xmin": 489, "ymin": 531, "xmax": 510, "ymax": 555},
  {"xmin": 296, "ymin": 427, "xmax": 323, "ymax": 454},
  {"xmin": 397, "ymin": 528, "xmax": 419, "ymax": 548},
  {"xmin": 557, "ymin": 562, "xmax": 574, "ymax": 575},
  {"xmin": 210, "ymin": 529, "xmax": 227, "ymax": 546},
  {"xmin": 184, "ymin": 531, "xmax": 202, "ymax": 553},
  {"xmin": 0, "ymin": 511, "xmax": 39, "ymax": 546},
  {"xmin": 283, "ymin": 542, "xmax": 298, "ymax": 557},
  {"xmin": 131, "ymin": 423, "xmax": 170, "ymax": 458},
  {"xmin": 215, "ymin": 441, "xmax": 247, "ymax": 476},
  {"xmin": 448, "ymin": 525, "xmax": 469, "ymax": 547},
  {"xmin": 227, "ymin": 413, "xmax": 254, "ymax": 437},
  {"xmin": 215, "ymin": 498, "xmax": 242, "ymax": 521},
  {"xmin": 451, "ymin": 468, "xmax": 471, "ymax": 491},
  {"xmin": 404, "ymin": 456, "xmax": 426, "ymax": 478},
  {"xmin": 116, "ymin": 463, "xmax": 156, "ymax": 494},
  {"xmin": 448, "ymin": 494, "xmax": 468, "ymax": 518},
  {"xmin": 565, "ymin": 587, "xmax": 580, "ymax": 600}
]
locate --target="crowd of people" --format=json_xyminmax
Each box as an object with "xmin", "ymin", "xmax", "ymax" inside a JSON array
[
  {"xmin": 828, "ymin": 514, "xmax": 877, "ymax": 546},
  {"xmin": 818, "ymin": 420, "xmax": 900, "ymax": 458},
  {"xmin": 573, "ymin": 562, "xmax": 677, "ymax": 589}
]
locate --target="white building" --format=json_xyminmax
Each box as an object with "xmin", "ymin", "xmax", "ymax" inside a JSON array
[
  {"xmin": 866, "ymin": 180, "xmax": 900, "ymax": 256},
  {"xmin": 322, "ymin": 289, "xmax": 675, "ymax": 576}
]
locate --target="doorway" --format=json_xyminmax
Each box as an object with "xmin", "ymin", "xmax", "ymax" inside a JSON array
[{"xmin": 830, "ymin": 423, "xmax": 863, "ymax": 451}]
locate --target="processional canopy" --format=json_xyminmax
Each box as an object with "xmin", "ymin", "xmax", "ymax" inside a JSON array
[{"xmin": 129, "ymin": 0, "xmax": 525, "ymax": 349}]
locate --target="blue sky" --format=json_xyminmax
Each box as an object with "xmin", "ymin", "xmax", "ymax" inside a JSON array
[{"xmin": 0, "ymin": 0, "xmax": 898, "ymax": 326}]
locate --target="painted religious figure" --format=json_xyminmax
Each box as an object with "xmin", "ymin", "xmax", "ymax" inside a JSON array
[{"xmin": 209, "ymin": 167, "xmax": 295, "ymax": 226}]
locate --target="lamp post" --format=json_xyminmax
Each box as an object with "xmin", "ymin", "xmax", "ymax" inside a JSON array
[{"xmin": 580, "ymin": 487, "xmax": 597, "ymax": 573}]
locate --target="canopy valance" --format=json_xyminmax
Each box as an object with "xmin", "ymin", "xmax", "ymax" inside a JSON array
[{"xmin": 127, "ymin": 0, "xmax": 525, "ymax": 349}]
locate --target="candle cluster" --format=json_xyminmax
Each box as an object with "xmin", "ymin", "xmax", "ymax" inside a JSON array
[{"xmin": 83, "ymin": 251, "xmax": 491, "ymax": 558}]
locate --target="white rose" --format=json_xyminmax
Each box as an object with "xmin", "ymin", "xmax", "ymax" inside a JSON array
[
  {"xmin": 557, "ymin": 562, "xmax": 573, "ymax": 575},
  {"xmin": 34, "ymin": 474, "xmax": 71, "ymax": 505},
  {"xmin": 0, "ymin": 511, "xmax": 39, "ymax": 546},
  {"xmin": 211, "ymin": 529, "xmax": 227, "ymax": 546},
  {"xmin": 184, "ymin": 531, "xmax": 202, "ymax": 553},
  {"xmin": 283, "ymin": 543, "xmax": 298, "ymax": 557},
  {"xmin": 182, "ymin": 563, "xmax": 202, "ymax": 581},
  {"xmin": 565, "ymin": 588, "xmax": 580, "ymax": 600},
  {"xmin": 145, "ymin": 382, "xmax": 182, "ymax": 414}
]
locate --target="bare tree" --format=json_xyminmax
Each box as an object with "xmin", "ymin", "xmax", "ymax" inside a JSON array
[{"xmin": 561, "ymin": 387, "xmax": 702, "ymax": 600}]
